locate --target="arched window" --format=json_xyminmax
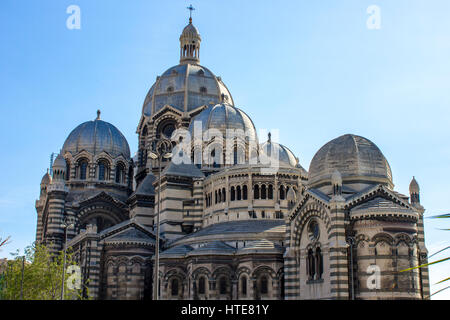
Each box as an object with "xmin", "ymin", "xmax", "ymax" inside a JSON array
[
  {"xmin": 65, "ymin": 161, "xmax": 71, "ymax": 181},
  {"xmin": 279, "ymin": 185, "xmax": 285, "ymax": 200},
  {"xmin": 128, "ymin": 166, "xmax": 133, "ymax": 189},
  {"xmin": 254, "ymin": 185, "xmax": 260, "ymax": 199},
  {"xmin": 243, "ymin": 185, "xmax": 248, "ymax": 200},
  {"xmin": 260, "ymin": 276, "xmax": 268, "ymax": 295},
  {"xmin": 315, "ymin": 247, "xmax": 323, "ymax": 279},
  {"xmin": 233, "ymin": 146, "xmax": 238, "ymax": 165},
  {"xmin": 307, "ymin": 249, "xmax": 315, "ymax": 280},
  {"xmin": 237, "ymin": 186, "xmax": 241, "ymax": 200},
  {"xmin": 222, "ymin": 188, "xmax": 226, "ymax": 202},
  {"xmin": 79, "ymin": 160, "xmax": 88, "ymax": 180},
  {"xmin": 210, "ymin": 148, "xmax": 220, "ymax": 168},
  {"xmin": 268, "ymin": 185, "xmax": 273, "ymax": 199},
  {"xmin": 139, "ymin": 126, "xmax": 148, "ymax": 166},
  {"xmin": 218, "ymin": 189, "xmax": 222, "ymax": 203},
  {"xmin": 198, "ymin": 277, "xmax": 206, "ymax": 295},
  {"xmin": 261, "ymin": 185, "xmax": 267, "ymax": 199},
  {"xmin": 171, "ymin": 278, "xmax": 179, "ymax": 297},
  {"xmin": 98, "ymin": 160, "xmax": 109, "ymax": 181},
  {"xmin": 231, "ymin": 187, "xmax": 235, "ymax": 201},
  {"xmin": 219, "ymin": 277, "xmax": 227, "ymax": 295},
  {"xmin": 215, "ymin": 190, "xmax": 218, "ymax": 204},
  {"xmin": 115, "ymin": 163, "xmax": 125, "ymax": 184},
  {"xmin": 276, "ymin": 211, "xmax": 284, "ymax": 219},
  {"xmin": 241, "ymin": 276, "xmax": 247, "ymax": 296}
]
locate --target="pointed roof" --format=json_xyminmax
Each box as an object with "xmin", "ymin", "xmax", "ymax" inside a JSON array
[
  {"xmin": 41, "ymin": 169, "xmax": 52, "ymax": 185},
  {"xmin": 409, "ymin": 176, "xmax": 420, "ymax": 194},
  {"xmin": 350, "ymin": 196, "xmax": 418, "ymax": 221},
  {"xmin": 135, "ymin": 174, "xmax": 156, "ymax": 196},
  {"xmin": 187, "ymin": 241, "xmax": 236, "ymax": 256},
  {"xmin": 53, "ymin": 153, "xmax": 66, "ymax": 170},
  {"xmin": 236, "ymin": 239, "xmax": 284, "ymax": 255},
  {"xmin": 160, "ymin": 244, "xmax": 194, "ymax": 257},
  {"xmin": 162, "ymin": 161, "xmax": 205, "ymax": 178},
  {"xmin": 100, "ymin": 219, "xmax": 158, "ymax": 246},
  {"xmin": 171, "ymin": 220, "xmax": 286, "ymax": 245}
]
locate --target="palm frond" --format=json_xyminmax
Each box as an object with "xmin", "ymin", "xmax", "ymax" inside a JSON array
[
  {"xmin": 427, "ymin": 213, "xmax": 450, "ymax": 219},
  {"xmin": 429, "ymin": 286, "xmax": 450, "ymax": 298},
  {"xmin": 429, "ymin": 246, "xmax": 450, "ymax": 258},
  {"xmin": 436, "ymin": 277, "xmax": 450, "ymax": 285},
  {"xmin": 400, "ymin": 257, "xmax": 450, "ymax": 273},
  {"xmin": 0, "ymin": 235, "xmax": 11, "ymax": 248}
]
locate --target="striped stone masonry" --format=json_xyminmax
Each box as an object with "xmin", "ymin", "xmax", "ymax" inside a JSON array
[{"xmin": 328, "ymin": 198, "xmax": 350, "ymax": 300}]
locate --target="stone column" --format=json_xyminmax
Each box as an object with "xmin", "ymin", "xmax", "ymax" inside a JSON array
[
  {"xmin": 44, "ymin": 183, "xmax": 69, "ymax": 254},
  {"xmin": 415, "ymin": 205, "xmax": 430, "ymax": 299},
  {"xmin": 328, "ymin": 197, "xmax": 350, "ymax": 300},
  {"xmin": 231, "ymin": 279, "xmax": 238, "ymax": 299}
]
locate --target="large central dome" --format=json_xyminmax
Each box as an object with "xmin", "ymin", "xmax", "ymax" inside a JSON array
[
  {"xmin": 141, "ymin": 64, "xmax": 234, "ymax": 117},
  {"xmin": 141, "ymin": 19, "xmax": 234, "ymax": 118}
]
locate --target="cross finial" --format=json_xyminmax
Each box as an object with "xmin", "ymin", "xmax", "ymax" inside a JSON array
[
  {"xmin": 187, "ymin": 4, "xmax": 195, "ymax": 23},
  {"xmin": 96, "ymin": 109, "xmax": 101, "ymax": 120}
]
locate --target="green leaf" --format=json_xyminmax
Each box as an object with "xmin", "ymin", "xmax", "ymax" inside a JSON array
[
  {"xmin": 428, "ymin": 213, "xmax": 450, "ymax": 219},
  {"xmin": 429, "ymin": 286, "xmax": 450, "ymax": 298},
  {"xmin": 429, "ymin": 246, "xmax": 450, "ymax": 258},
  {"xmin": 399, "ymin": 256, "xmax": 450, "ymax": 273},
  {"xmin": 436, "ymin": 277, "xmax": 450, "ymax": 285}
]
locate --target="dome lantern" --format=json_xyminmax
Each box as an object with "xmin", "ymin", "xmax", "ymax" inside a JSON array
[
  {"xmin": 52, "ymin": 153, "xmax": 66, "ymax": 181},
  {"xmin": 179, "ymin": 12, "xmax": 201, "ymax": 65}
]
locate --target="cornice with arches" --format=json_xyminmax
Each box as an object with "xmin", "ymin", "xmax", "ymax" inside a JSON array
[{"xmin": 290, "ymin": 199, "xmax": 332, "ymax": 249}]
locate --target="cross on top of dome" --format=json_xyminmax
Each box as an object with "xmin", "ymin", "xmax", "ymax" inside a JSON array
[{"xmin": 187, "ymin": 4, "xmax": 195, "ymax": 23}]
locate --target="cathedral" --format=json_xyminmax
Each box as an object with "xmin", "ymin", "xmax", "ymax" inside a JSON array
[{"xmin": 35, "ymin": 16, "xmax": 430, "ymax": 300}]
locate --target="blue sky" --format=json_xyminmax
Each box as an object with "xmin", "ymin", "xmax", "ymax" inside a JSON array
[{"xmin": 0, "ymin": 0, "xmax": 449, "ymax": 298}]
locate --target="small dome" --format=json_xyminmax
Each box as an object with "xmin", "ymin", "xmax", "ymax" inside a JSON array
[
  {"xmin": 141, "ymin": 64, "xmax": 233, "ymax": 118},
  {"xmin": 62, "ymin": 114, "xmax": 130, "ymax": 159},
  {"xmin": 259, "ymin": 134, "xmax": 298, "ymax": 167},
  {"xmin": 41, "ymin": 170, "xmax": 52, "ymax": 185},
  {"xmin": 53, "ymin": 153, "xmax": 66, "ymax": 170},
  {"xmin": 181, "ymin": 21, "xmax": 200, "ymax": 39},
  {"xmin": 309, "ymin": 134, "xmax": 393, "ymax": 188},
  {"xmin": 188, "ymin": 103, "xmax": 257, "ymax": 142},
  {"xmin": 409, "ymin": 176, "xmax": 420, "ymax": 194}
]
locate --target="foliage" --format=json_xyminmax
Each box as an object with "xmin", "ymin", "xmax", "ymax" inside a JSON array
[{"xmin": 0, "ymin": 242, "xmax": 90, "ymax": 300}]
